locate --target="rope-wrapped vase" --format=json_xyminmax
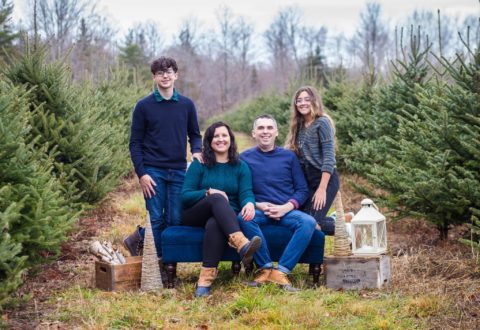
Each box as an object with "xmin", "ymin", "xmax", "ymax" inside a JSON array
[
  {"xmin": 141, "ymin": 213, "xmax": 163, "ymax": 291},
  {"xmin": 333, "ymin": 191, "xmax": 352, "ymax": 256}
]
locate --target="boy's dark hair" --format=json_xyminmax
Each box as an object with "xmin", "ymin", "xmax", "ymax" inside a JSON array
[{"xmin": 150, "ymin": 57, "xmax": 178, "ymax": 74}]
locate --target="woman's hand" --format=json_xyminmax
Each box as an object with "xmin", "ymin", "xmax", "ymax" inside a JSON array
[
  {"xmin": 241, "ymin": 202, "xmax": 255, "ymax": 221},
  {"xmin": 312, "ymin": 187, "xmax": 327, "ymax": 211},
  {"xmin": 206, "ymin": 188, "xmax": 229, "ymax": 201}
]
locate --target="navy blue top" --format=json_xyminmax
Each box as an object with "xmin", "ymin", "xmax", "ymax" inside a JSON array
[
  {"xmin": 240, "ymin": 146, "xmax": 309, "ymax": 207},
  {"xmin": 129, "ymin": 90, "xmax": 202, "ymax": 178}
]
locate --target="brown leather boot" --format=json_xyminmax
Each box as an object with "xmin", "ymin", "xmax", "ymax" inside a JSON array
[
  {"xmin": 268, "ymin": 269, "xmax": 300, "ymax": 292},
  {"xmin": 122, "ymin": 225, "xmax": 144, "ymax": 256},
  {"xmin": 228, "ymin": 231, "xmax": 261, "ymax": 265},
  {"xmin": 248, "ymin": 268, "xmax": 272, "ymax": 287},
  {"xmin": 195, "ymin": 267, "xmax": 218, "ymax": 297}
]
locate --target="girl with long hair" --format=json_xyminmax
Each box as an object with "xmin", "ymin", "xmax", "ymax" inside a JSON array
[
  {"xmin": 285, "ymin": 86, "xmax": 344, "ymax": 235},
  {"xmin": 181, "ymin": 121, "xmax": 261, "ymax": 297}
]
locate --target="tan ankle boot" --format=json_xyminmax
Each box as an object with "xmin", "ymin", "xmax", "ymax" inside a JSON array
[
  {"xmin": 228, "ymin": 231, "xmax": 261, "ymax": 265},
  {"xmin": 228, "ymin": 231, "xmax": 249, "ymax": 252},
  {"xmin": 248, "ymin": 268, "xmax": 272, "ymax": 287},
  {"xmin": 195, "ymin": 267, "xmax": 218, "ymax": 297},
  {"xmin": 269, "ymin": 269, "xmax": 300, "ymax": 292}
]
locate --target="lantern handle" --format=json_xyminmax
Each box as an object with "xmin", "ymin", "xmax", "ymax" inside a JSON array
[{"xmin": 361, "ymin": 198, "xmax": 380, "ymax": 211}]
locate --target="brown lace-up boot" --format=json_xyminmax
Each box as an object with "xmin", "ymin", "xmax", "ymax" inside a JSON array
[
  {"xmin": 123, "ymin": 225, "xmax": 143, "ymax": 256},
  {"xmin": 268, "ymin": 269, "xmax": 300, "ymax": 292},
  {"xmin": 248, "ymin": 268, "xmax": 272, "ymax": 287},
  {"xmin": 228, "ymin": 231, "xmax": 261, "ymax": 265}
]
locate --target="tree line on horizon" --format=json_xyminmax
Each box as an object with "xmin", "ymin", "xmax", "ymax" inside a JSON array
[{"xmin": 1, "ymin": 0, "xmax": 479, "ymax": 121}]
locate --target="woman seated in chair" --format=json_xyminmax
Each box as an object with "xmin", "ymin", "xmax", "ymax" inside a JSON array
[{"xmin": 181, "ymin": 121, "xmax": 261, "ymax": 297}]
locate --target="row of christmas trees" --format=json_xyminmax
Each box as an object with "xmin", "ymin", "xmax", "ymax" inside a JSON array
[
  {"xmin": 327, "ymin": 27, "xmax": 479, "ymax": 245},
  {"xmin": 0, "ymin": 43, "xmax": 144, "ymax": 309},
  {"xmin": 216, "ymin": 26, "xmax": 479, "ymax": 255}
]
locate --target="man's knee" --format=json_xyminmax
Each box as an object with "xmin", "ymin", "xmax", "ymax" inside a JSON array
[
  {"xmin": 300, "ymin": 214, "xmax": 317, "ymax": 230},
  {"xmin": 236, "ymin": 213, "xmax": 245, "ymax": 224}
]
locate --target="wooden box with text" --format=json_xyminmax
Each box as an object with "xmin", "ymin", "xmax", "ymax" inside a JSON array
[
  {"xmin": 95, "ymin": 256, "xmax": 142, "ymax": 291},
  {"xmin": 324, "ymin": 255, "xmax": 391, "ymax": 290}
]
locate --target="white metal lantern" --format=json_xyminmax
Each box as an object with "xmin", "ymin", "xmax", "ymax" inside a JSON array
[{"xmin": 351, "ymin": 199, "xmax": 387, "ymax": 256}]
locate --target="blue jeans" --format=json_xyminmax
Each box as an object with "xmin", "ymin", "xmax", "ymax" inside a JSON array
[
  {"xmin": 238, "ymin": 209, "xmax": 316, "ymax": 274},
  {"xmin": 140, "ymin": 166, "xmax": 185, "ymax": 257}
]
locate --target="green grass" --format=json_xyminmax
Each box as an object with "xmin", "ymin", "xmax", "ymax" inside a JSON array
[{"xmin": 48, "ymin": 275, "xmax": 437, "ymax": 329}]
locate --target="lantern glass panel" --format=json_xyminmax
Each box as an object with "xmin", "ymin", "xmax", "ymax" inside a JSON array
[
  {"xmin": 354, "ymin": 224, "xmax": 374, "ymax": 251},
  {"xmin": 377, "ymin": 220, "xmax": 387, "ymax": 249}
]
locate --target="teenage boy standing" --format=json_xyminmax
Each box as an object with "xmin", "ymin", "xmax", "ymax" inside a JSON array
[{"xmin": 125, "ymin": 57, "xmax": 202, "ymax": 259}]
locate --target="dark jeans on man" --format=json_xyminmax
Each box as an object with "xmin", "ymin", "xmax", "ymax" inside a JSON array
[
  {"xmin": 139, "ymin": 166, "xmax": 185, "ymax": 257},
  {"xmin": 302, "ymin": 167, "xmax": 340, "ymax": 235},
  {"xmin": 181, "ymin": 194, "xmax": 241, "ymax": 268}
]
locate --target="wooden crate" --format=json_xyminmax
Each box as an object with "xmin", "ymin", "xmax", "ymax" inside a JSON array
[
  {"xmin": 324, "ymin": 254, "xmax": 391, "ymax": 290},
  {"xmin": 95, "ymin": 256, "xmax": 142, "ymax": 291}
]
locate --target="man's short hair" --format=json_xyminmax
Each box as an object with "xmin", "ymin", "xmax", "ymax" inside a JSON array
[
  {"xmin": 253, "ymin": 114, "xmax": 278, "ymax": 130},
  {"xmin": 150, "ymin": 57, "xmax": 178, "ymax": 74}
]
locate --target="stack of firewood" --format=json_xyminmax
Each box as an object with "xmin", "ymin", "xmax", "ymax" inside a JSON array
[{"xmin": 89, "ymin": 240, "xmax": 127, "ymax": 264}]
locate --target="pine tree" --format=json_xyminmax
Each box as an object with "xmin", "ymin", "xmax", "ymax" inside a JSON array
[
  {"xmin": 336, "ymin": 27, "xmax": 431, "ymax": 174},
  {"xmin": 0, "ymin": 79, "xmax": 75, "ymax": 309},
  {"xmin": 0, "ymin": 0, "xmax": 18, "ymax": 62},
  {"xmin": 118, "ymin": 29, "xmax": 150, "ymax": 83},
  {"xmin": 4, "ymin": 43, "xmax": 136, "ymax": 204},
  {"xmin": 366, "ymin": 34, "xmax": 479, "ymax": 238}
]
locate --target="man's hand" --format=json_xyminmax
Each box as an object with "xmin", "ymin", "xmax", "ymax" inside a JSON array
[
  {"xmin": 192, "ymin": 152, "xmax": 204, "ymax": 163},
  {"xmin": 256, "ymin": 202, "xmax": 273, "ymax": 212},
  {"xmin": 241, "ymin": 202, "xmax": 255, "ymax": 221},
  {"xmin": 263, "ymin": 202, "xmax": 294, "ymax": 220},
  {"xmin": 206, "ymin": 188, "xmax": 228, "ymax": 201},
  {"xmin": 140, "ymin": 174, "xmax": 156, "ymax": 198}
]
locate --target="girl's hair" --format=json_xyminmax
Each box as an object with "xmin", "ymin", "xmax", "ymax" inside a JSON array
[
  {"xmin": 284, "ymin": 85, "xmax": 335, "ymax": 154},
  {"xmin": 202, "ymin": 121, "xmax": 239, "ymax": 168}
]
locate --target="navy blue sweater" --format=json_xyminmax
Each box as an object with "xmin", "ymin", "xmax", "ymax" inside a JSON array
[
  {"xmin": 240, "ymin": 147, "xmax": 309, "ymax": 207},
  {"xmin": 129, "ymin": 92, "xmax": 202, "ymax": 178}
]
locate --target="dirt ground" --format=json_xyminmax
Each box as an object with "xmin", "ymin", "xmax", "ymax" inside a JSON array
[{"xmin": 4, "ymin": 175, "xmax": 480, "ymax": 329}]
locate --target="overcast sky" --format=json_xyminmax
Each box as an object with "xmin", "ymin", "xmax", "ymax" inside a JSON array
[{"xmin": 12, "ymin": 0, "xmax": 479, "ymax": 43}]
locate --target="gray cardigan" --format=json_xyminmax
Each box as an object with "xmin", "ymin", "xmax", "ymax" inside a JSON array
[{"xmin": 297, "ymin": 116, "xmax": 336, "ymax": 174}]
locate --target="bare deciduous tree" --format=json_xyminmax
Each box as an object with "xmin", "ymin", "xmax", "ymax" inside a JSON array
[
  {"xmin": 177, "ymin": 18, "xmax": 202, "ymax": 55},
  {"xmin": 352, "ymin": 2, "xmax": 389, "ymax": 84},
  {"xmin": 32, "ymin": 0, "xmax": 90, "ymax": 59},
  {"xmin": 132, "ymin": 20, "xmax": 164, "ymax": 60}
]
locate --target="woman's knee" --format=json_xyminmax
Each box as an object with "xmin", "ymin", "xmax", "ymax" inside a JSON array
[
  {"xmin": 206, "ymin": 193, "xmax": 228, "ymax": 206},
  {"xmin": 205, "ymin": 217, "xmax": 221, "ymax": 232}
]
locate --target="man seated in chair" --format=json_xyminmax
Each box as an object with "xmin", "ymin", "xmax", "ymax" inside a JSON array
[{"xmin": 238, "ymin": 114, "xmax": 317, "ymax": 292}]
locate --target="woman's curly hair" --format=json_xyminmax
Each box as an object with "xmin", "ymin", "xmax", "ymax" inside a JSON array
[{"xmin": 202, "ymin": 122, "xmax": 239, "ymax": 168}]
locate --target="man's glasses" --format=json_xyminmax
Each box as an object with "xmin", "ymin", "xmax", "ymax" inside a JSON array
[{"xmin": 155, "ymin": 69, "xmax": 176, "ymax": 77}]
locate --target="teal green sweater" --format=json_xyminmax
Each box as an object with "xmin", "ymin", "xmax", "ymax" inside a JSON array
[{"xmin": 181, "ymin": 159, "xmax": 255, "ymax": 213}]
